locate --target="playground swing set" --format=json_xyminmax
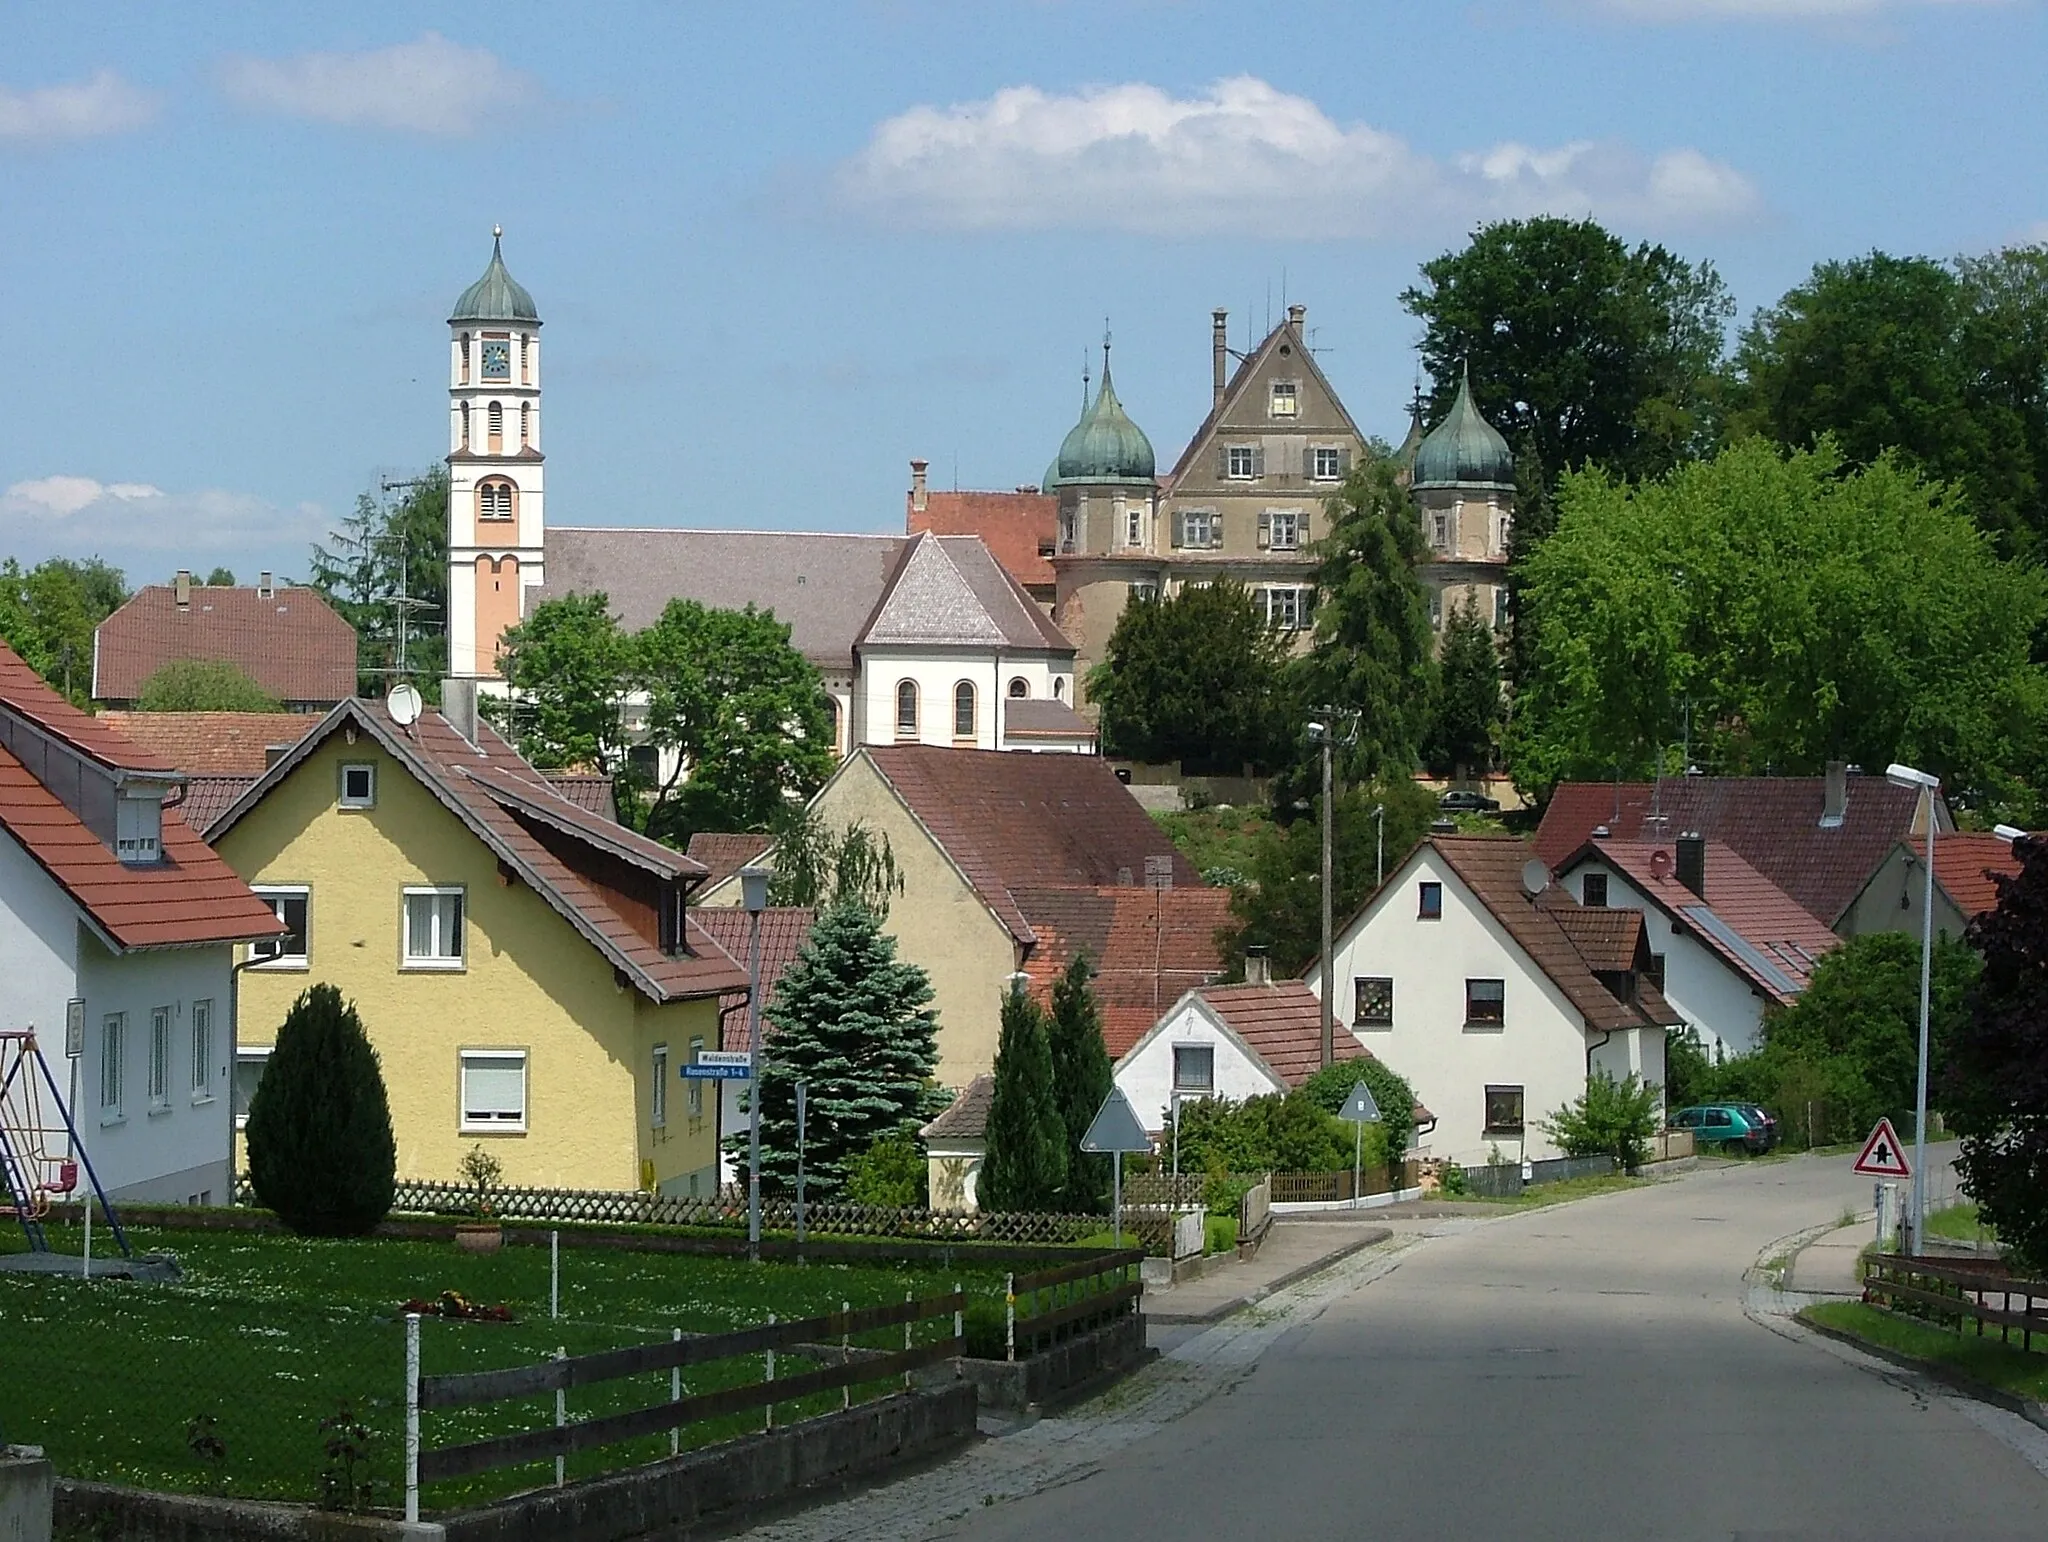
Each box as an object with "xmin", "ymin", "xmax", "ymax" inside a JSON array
[{"xmin": 0, "ymin": 1027, "xmax": 131, "ymax": 1263}]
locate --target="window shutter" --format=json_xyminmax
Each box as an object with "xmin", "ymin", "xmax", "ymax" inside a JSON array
[
  {"xmin": 1303, "ymin": 447, "xmax": 1315, "ymax": 479},
  {"xmin": 1210, "ymin": 513, "xmax": 1224, "ymax": 549},
  {"xmin": 1257, "ymin": 510, "xmax": 1271, "ymax": 548},
  {"xmin": 1216, "ymin": 448, "xmax": 1229, "ymax": 480},
  {"xmin": 1252, "ymin": 445, "xmax": 1265, "ymax": 478},
  {"xmin": 1340, "ymin": 448, "xmax": 1353, "ymax": 473},
  {"xmin": 1170, "ymin": 510, "xmax": 1184, "ymax": 549}
]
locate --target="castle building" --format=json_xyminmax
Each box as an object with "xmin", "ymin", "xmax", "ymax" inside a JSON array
[{"xmin": 1408, "ymin": 367, "xmax": 1515, "ymax": 638}]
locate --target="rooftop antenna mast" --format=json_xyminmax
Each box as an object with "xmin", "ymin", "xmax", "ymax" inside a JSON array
[{"xmin": 375, "ymin": 476, "xmax": 442, "ymax": 683}]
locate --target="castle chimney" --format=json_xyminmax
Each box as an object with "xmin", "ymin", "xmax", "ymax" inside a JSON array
[
  {"xmin": 1212, "ymin": 309, "xmax": 1229, "ymax": 406},
  {"xmin": 1675, "ymin": 832, "xmax": 1706, "ymax": 899},
  {"xmin": 257, "ymin": 571, "xmax": 274, "ymax": 599},
  {"xmin": 173, "ymin": 570, "xmax": 191, "ymax": 608},
  {"xmin": 1244, "ymin": 944, "xmax": 1271, "ymax": 986},
  {"xmin": 1288, "ymin": 303, "xmax": 1306, "ymax": 329},
  {"xmin": 909, "ymin": 459, "xmax": 929, "ymax": 514}
]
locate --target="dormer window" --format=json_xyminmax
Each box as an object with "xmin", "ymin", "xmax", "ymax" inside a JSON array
[
  {"xmin": 116, "ymin": 792, "xmax": 163, "ymax": 865},
  {"xmin": 1269, "ymin": 381, "xmax": 1299, "ymax": 419}
]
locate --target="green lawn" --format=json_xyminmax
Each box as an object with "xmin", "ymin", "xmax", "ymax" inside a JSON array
[
  {"xmin": 1801, "ymin": 1301, "xmax": 2048, "ymax": 1401},
  {"xmin": 0, "ymin": 1221, "xmax": 1011, "ymax": 1512},
  {"xmin": 1439, "ymin": 1173, "xmax": 1649, "ymax": 1208},
  {"xmin": 1926, "ymin": 1202, "xmax": 1998, "ymax": 1246}
]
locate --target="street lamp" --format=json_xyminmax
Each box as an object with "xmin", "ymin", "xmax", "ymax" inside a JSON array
[
  {"xmin": 1994, "ymin": 824, "xmax": 2028, "ymax": 842},
  {"xmin": 1885, "ymin": 763, "xmax": 1939, "ymax": 1255},
  {"xmin": 739, "ymin": 866, "xmax": 770, "ymax": 1263}
]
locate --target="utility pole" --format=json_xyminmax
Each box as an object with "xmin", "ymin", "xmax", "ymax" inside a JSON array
[{"xmin": 1307, "ymin": 707, "xmax": 1361, "ymax": 1069}]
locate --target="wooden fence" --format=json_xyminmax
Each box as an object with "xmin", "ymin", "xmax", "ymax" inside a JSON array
[
  {"xmin": 1864, "ymin": 1256, "xmax": 2048, "ymax": 1351},
  {"xmin": 404, "ymin": 1289, "xmax": 965, "ymax": 1519},
  {"xmin": 1238, "ymin": 1176, "xmax": 1272, "ymax": 1254},
  {"xmin": 1268, "ymin": 1163, "xmax": 1420, "ymax": 1204},
  {"xmin": 1005, "ymin": 1249, "xmax": 1144, "ymax": 1362}
]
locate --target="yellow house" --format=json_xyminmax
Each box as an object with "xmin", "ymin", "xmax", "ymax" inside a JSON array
[{"xmin": 204, "ymin": 690, "xmax": 745, "ymax": 1194}]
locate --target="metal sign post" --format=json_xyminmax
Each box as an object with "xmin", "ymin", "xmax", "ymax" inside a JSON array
[
  {"xmin": 1081, "ymin": 1088, "xmax": 1154, "ymax": 1250},
  {"xmin": 1340, "ymin": 1082, "xmax": 1382, "ymax": 1205}
]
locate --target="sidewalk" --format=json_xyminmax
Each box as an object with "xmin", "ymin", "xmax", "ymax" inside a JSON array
[
  {"xmin": 1143, "ymin": 1219, "xmax": 1392, "ymax": 1325},
  {"xmin": 1786, "ymin": 1220, "xmax": 1869, "ymax": 1296}
]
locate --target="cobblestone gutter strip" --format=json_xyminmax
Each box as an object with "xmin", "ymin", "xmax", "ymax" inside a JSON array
[{"xmin": 731, "ymin": 1235, "xmax": 1419, "ymax": 1542}]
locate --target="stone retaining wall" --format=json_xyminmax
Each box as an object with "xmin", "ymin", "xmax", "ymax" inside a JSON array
[{"xmin": 957, "ymin": 1312, "xmax": 1151, "ymax": 1412}]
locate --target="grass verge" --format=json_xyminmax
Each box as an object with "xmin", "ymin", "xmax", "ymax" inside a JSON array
[
  {"xmin": 1800, "ymin": 1301, "xmax": 2048, "ymax": 1402},
  {"xmin": 1438, "ymin": 1174, "xmax": 1648, "ymax": 1208},
  {"xmin": 1926, "ymin": 1202, "xmax": 1997, "ymax": 1246}
]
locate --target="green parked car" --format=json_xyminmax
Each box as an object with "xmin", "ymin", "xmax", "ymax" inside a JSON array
[{"xmin": 1671, "ymin": 1103, "xmax": 1778, "ymax": 1154}]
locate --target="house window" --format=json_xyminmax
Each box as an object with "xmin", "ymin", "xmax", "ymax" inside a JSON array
[
  {"xmin": 100, "ymin": 1014, "xmax": 124, "ymax": 1116},
  {"xmin": 1418, "ymin": 881, "xmax": 1443, "ymax": 920},
  {"xmin": 1126, "ymin": 506, "xmax": 1143, "ymax": 547},
  {"xmin": 234, "ymin": 1047, "xmax": 268, "ymax": 1129},
  {"xmin": 1128, "ymin": 581, "xmax": 1159, "ymax": 604},
  {"xmin": 1269, "ymin": 381, "xmax": 1298, "ymax": 418},
  {"xmin": 1466, "ymin": 978, "xmax": 1506, "ymax": 1027},
  {"xmin": 1261, "ymin": 587, "xmax": 1305, "ymax": 630},
  {"xmin": 1179, "ymin": 509, "xmax": 1217, "ymax": 549},
  {"xmin": 459, "ymin": 1049, "xmax": 527, "ymax": 1132},
  {"xmin": 953, "ymin": 680, "xmax": 976, "ymax": 739},
  {"xmin": 895, "ymin": 680, "xmax": 919, "ymax": 739},
  {"xmin": 1313, "ymin": 447, "xmax": 1344, "ymax": 481},
  {"xmin": 1494, "ymin": 587, "xmax": 1511, "ymax": 631},
  {"xmin": 116, "ymin": 794, "xmax": 161, "ymax": 864},
  {"xmin": 339, "ymin": 762, "xmax": 376, "ymax": 809},
  {"xmin": 1429, "ymin": 590, "xmax": 1443, "ymax": 631},
  {"xmin": 1648, "ymin": 953, "xmax": 1667, "ymax": 992},
  {"xmin": 403, "ymin": 887, "xmax": 465, "ymax": 969},
  {"xmin": 651, "ymin": 1044, "xmax": 668, "ymax": 1129},
  {"xmin": 1484, "ymin": 1085, "xmax": 1525, "ymax": 1135},
  {"xmin": 1266, "ymin": 510, "xmax": 1300, "ymax": 551},
  {"xmin": 1172, "ymin": 1043, "xmax": 1214, "ymax": 1093},
  {"xmin": 252, "ymin": 886, "xmax": 309, "ymax": 968},
  {"xmin": 191, "ymin": 999, "xmax": 213, "ymax": 1096},
  {"xmin": 1582, "ymin": 872, "xmax": 1608, "ymax": 907},
  {"xmin": 1353, "ymin": 977, "xmax": 1394, "ymax": 1029},
  {"xmin": 1008, "ymin": 677, "xmax": 1029, "ymax": 699},
  {"xmin": 1227, "ymin": 446, "xmax": 1256, "ymax": 480},
  {"xmin": 687, "ymin": 1036, "xmax": 705, "ymax": 1118},
  {"xmin": 148, "ymin": 1007, "xmax": 172, "ymax": 1109}
]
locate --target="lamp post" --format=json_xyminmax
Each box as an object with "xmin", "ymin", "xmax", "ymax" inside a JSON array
[
  {"xmin": 739, "ymin": 866, "xmax": 770, "ymax": 1263},
  {"xmin": 1307, "ymin": 719, "xmax": 1334, "ymax": 1069},
  {"xmin": 1372, "ymin": 803, "xmax": 1385, "ymax": 889},
  {"xmin": 1884, "ymin": 764, "xmax": 1939, "ymax": 1255}
]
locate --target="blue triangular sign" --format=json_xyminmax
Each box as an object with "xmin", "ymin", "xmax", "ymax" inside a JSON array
[
  {"xmin": 1341, "ymin": 1083, "xmax": 1382, "ymax": 1123},
  {"xmin": 1081, "ymin": 1087, "xmax": 1153, "ymax": 1153}
]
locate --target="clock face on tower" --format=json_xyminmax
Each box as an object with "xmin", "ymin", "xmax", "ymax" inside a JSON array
[{"xmin": 481, "ymin": 340, "xmax": 511, "ymax": 380}]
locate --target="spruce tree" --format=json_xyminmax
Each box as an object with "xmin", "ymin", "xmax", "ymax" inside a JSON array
[
  {"xmin": 1047, "ymin": 956, "xmax": 1114, "ymax": 1213},
  {"xmin": 737, "ymin": 902, "xmax": 937, "ymax": 1198},
  {"xmin": 979, "ymin": 983, "xmax": 1067, "ymax": 1213},
  {"xmin": 246, "ymin": 984, "xmax": 396, "ymax": 1236}
]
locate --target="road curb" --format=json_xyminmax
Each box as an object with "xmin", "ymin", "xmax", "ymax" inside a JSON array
[
  {"xmin": 1145, "ymin": 1229, "xmax": 1389, "ymax": 1324},
  {"xmin": 1798, "ymin": 1314, "xmax": 2048, "ymax": 1435}
]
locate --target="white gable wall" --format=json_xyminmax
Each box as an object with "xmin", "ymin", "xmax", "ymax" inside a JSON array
[
  {"xmin": 1312, "ymin": 847, "xmax": 1599, "ymax": 1166},
  {"xmin": 1115, "ymin": 995, "xmax": 1285, "ymax": 1135},
  {"xmin": 1563, "ymin": 863, "xmax": 1767, "ymax": 1062},
  {"xmin": 853, "ymin": 646, "xmax": 1070, "ymax": 751}
]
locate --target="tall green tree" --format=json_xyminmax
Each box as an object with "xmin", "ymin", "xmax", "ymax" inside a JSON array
[
  {"xmin": 743, "ymin": 903, "xmax": 939, "ymax": 1198},
  {"xmin": 245, "ymin": 984, "xmax": 397, "ymax": 1237},
  {"xmin": 0, "ymin": 557, "xmax": 127, "ymax": 703},
  {"xmin": 135, "ymin": 659, "xmax": 282, "ymax": 713},
  {"xmin": 309, "ymin": 468, "xmax": 449, "ymax": 694},
  {"xmin": 1956, "ymin": 244, "xmax": 2048, "ymax": 556},
  {"xmin": 492, "ymin": 592, "xmax": 638, "ymax": 781},
  {"xmin": 1047, "ymin": 956, "xmax": 1115, "ymax": 1213},
  {"xmin": 979, "ymin": 983, "xmax": 1067, "ymax": 1213},
  {"xmin": 765, "ymin": 808, "xmax": 905, "ymax": 917},
  {"xmin": 1086, "ymin": 578, "xmax": 1294, "ymax": 773},
  {"xmin": 636, "ymin": 598, "xmax": 835, "ymax": 841},
  {"xmin": 1422, "ymin": 598, "xmax": 1502, "ymax": 779},
  {"xmin": 1510, "ymin": 438, "xmax": 2048, "ymax": 818}
]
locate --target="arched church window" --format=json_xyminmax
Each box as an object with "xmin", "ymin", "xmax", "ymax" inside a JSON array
[
  {"xmin": 1053, "ymin": 677, "xmax": 1067, "ymax": 701},
  {"xmin": 487, "ymin": 401, "xmax": 504, "ymax": 452},
  {"xmin": 521, "ymin": 335, "xmax": 532, "ymax": 385},
  {"xmin": 953, "ymin": 681, "xmax": 976, "ymax": 739},
  {"xmin": 478, "ymin": 480, "xmax": 514, "ymax": 520},
  {"xmin": 1008, "ymin": 677, "xmax": 1028, "ymax": 699},
  {"xmin": 459, "ymin": 333, "xmax": 471, "ymax": 385},
  {"xmin": 459, "ymin": 401, "xmax": 470, "ymax": 450},
  {"xmin": 520, "ymin": 401, "xmax": 531, "ymax": 448},
  {"xmin": 895, "ymin": 681, "xmax": 918, "ymax": 740}
]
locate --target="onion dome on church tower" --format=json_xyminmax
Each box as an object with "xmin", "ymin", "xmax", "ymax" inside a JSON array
[
  {"xmin": 1053, "ymin": 342, "xmax": 1155, "ymax": 486},
  {"xmin": 1412, "ymin": 365, "xmax": 1513, "ymax": 490},
  {"xmin": 451, "ymin": 227, "xmax": 540, "ymax": 324}
]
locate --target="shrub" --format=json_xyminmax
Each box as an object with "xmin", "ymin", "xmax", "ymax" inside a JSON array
[
  {"xmin": 1299, "ymin": 1059, "xmax": 1419, "ymax": 1159},
  {"xmin": 1171, "ymin": 1089, "xmax": 1355, "ymax": 1175},
  {"xmin": 843, "ymin": 1128, "xmax": 927, "ymax": 1208},
  {"xmin": 246, "ymin": 985, "xmax": 396, "ymax": 1236},
  {"xmin": 1543, "ymin": 1071, "xmax": 1659, "ymax": 1173}
]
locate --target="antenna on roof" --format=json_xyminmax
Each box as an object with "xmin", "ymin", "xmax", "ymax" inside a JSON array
[{"xmin": 372, "ymin": 475, "xmax": 443, "ymax": 686}]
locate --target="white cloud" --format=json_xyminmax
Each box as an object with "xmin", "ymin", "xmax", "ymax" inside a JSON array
[
  {"xmin": 1590, "ymin": 0, "xmax": 2002, "ymax": 17},
  {"xmin": 833, "ymin": 77, "xmax": 1761, "ymax": 239},
  {"xmin": 0, "ymin": 69, "xmax": 158, "ymax": 142},
  {"xmin": 216, "ymin": 33, "xmax": 536, "ymax": 135},
  {"xmin": 0, "ymin": 476, "xmax": 326, "ymax": 564}
]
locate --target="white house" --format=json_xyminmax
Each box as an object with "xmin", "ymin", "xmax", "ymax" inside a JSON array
[
  {"xmin": 1311, "ymin": 834, "xmax": 1680, "ymax": 1167},
  {"xmin": 0, "ymin": 646, "xmax": 284, "ymax": 1208},
  {"xmin": 1553, "ymin": 835, "xmax": 1841, "ymax": 1061}
]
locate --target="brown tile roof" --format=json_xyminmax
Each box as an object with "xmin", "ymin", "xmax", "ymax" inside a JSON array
[
  {"xmin": 1546, "ymin": 905, "xmax": 1645, "ymax": 973},
  {"xmin": 1533, "ymin": 775, "xmax": 1937, "ymax": 926},
  {"xmin": 687, "ymin": 832, "xmax": 776, "ymax": 891},
  {"xmin": 543, "ymin": 773, "xmax": 617, "ymax": 822},
  {"xmin": 1931, "ymin": 833, "xmax": 2022, "ymax": 921},
  {"xmin": 691, "ymin": 906, "xmax": 817, "ymax": 1049},
  {"xmin": 1197, "ymin": 979, "xmax": 1368, "ymax": 1087},
  {"xmin": 908, "ymin": 490, "xmax": 1058, "ymax": 591},
  {"xmin": 1016, "ymin": 885, "xmax": 1234, "ymax": 1056},
  {"xmin": 97, "ymin": 711, "xmax": 320, "ymax": 775},
  {"xmin": 921, "ymin": 1073, "xmax": 995, "ymax": 1142},
  {"xmin": 206, "ymin": 700, "xmax": 746, "ymax": 1004},
  {"xmin": 863, "ymin": 746, "xmax": 1202, "ymax": 945},
  {"xmin": 93, "ymin": 584, "xmax": 357, "ymax": 705},
  {"xmin": 1561, "ymin": 839, "xmax": 1840, "ymax": 1004},
  {"xmin": 0, "ymin": 647, "xmax": 282, "ymax": 950},
  {"xmin": 180, "ymin": 775, "xmax": 258, "ymax": 833},
  {"xmin": 1003, "ymin": 700, "xmax": 1095, "ymax": 741}
]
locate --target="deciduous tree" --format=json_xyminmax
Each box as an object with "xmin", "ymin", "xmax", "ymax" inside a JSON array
[
  {"xmin": 765, "ymin": 808, "xmax": 905, "ymax": 917},
  {"xmin": 135, "ymin": 659, "xmax": 281, "ymax": 713},
  {"xmin": 0, "ymin": 556, "xmax": 127, "ymax": 703},
  {"xmin": 492, "ymin": 592, "xmax": 637, "ymax": 782}
]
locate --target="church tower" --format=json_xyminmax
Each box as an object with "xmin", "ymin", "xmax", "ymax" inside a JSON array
[{"xmin": 446, "ymin": 228, "xmax": 545, "ymax": 681}]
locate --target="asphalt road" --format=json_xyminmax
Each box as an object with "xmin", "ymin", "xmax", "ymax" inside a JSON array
[{"xmin": 925, "ymin": 1153, "xmax": 2048, "ymax": 1542}]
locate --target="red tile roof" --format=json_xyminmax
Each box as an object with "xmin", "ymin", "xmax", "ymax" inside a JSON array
[
  {"xmin": 1561, "ymin": 840, "xmax": 1839, "ymax": 1004},
  {"xmin": 0, "ymin": 653, "xmax": 175, "ymax": 775},
  {"xmin": 1533, "ymin": 776, "xmax": 1935, "ymax": 926},
  {"xmin": 691, "ymin": 906, "xmax": 817, "ymax": 1050},
  {"xmin": 542, "ymin": 774, "xmax": 617, "ymax": 822},
  {"xmin": 97, "ymin": 712, "xmax": 320, "ymax": 775},
  {"xmin": 1003, "ymin": 699, "xmax": 1096, "ymax": 742},
  {"xmin": 1016, "ymin": 885, "xmax": 1235, "ymax": 1056},
  {"xmin": 93, "ymin": 584, "xmax": 358, "ymax": 705},
  {"xmin": 686, "ymin": 832, "xmax": 776, "ymax": 891},
  {"xmin": 180, "ymin": 775, "xmax": 259, "ymax": 833},
  {"xmin": 1198, "ymin": 979, "xmax": 1368, "ymax": 1087},
  {"xmin": 907, "ymin": 489, "xmax": 1058, "ymax": 591},
  {"xmin": 862, "ymin": 746, "xmax": 1201, "ymax": 946},
  {"xmin": 1931, "ymin": 833, "xmax": 2022, "ymax": 921}
]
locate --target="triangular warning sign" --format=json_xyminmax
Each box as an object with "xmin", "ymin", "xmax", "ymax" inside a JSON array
[
  {"xmin": 1853, "ymin": 1116, "xmax": 1912, "ymax": 1178},
  {"xmin": 1081, "ymin": 1087, "xmax": 1154, "ymax": 1154},
  {"xmin": 1340, "ymin": 1083, "xmax": 1382, "ymax": 1123}
]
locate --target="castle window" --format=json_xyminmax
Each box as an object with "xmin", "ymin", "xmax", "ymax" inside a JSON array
[
  {"xmin": 520, "ymin": 401, "xmax": 531, "ymax": 448},
  {"xmin": 953, "ymin": 681, "xmax": 976, "ymax": 739},
  {"xmin": 1269, "ymin": 381, "xmax": 1298, "ymax": 418},
  {"xmin": 1227, "ymin": 446, "xmax": 1256, "ymax": 480},
  {"xmin": 895, "ymin": 680, "xmax": 918, "ymax": 739},
  {"xmin": 1313, "ymin": 447, "xmax": 1344, "ymax": 481},
  {"xmin": 1494, "ymin": 587, "xmax": 1511, "ymax": 631}
]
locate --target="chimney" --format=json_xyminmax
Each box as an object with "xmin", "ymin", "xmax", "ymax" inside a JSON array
[
  {"xmin": 909, "ymin": 459, "xmax": 929, "ymax": 514},
  {"xmin": 174, "ymin": 570, "xmax": 192, "ymax": 609},
  {"xmin": 1821, "ymin": 760, "xmax": 1848, "ymax": 829},
  {"xmin": 1288, "ymin": 303, "xmax": 1306, "ymax": 330},
  {"xmin": 1244, "ymin": 945, "xmax": 1271, "ymax": 987},
  {"xmin": 1675, "ymin": 832, "xmax": 1706, "ymax": 899},
  {"xmin": 440, "ymin": 677, "xmax": 479, "ymax": 745},
  {"xmin": 258, "ymin": 571, "xmax": 274, "ymax": 599},
  {"xmin": 1212, "ymin": 308, "xmax": 1229, "ymax": 405},
  {"xmin": 1144, "ymin": 853, "xmax": 1174, "ymax": 890}
]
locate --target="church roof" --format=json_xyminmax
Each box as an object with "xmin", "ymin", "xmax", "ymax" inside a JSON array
[
  {"xmin": 860, "ymin": 534, "xmax": 1071, "ymax": 653},
  {"xmin": 451, "ymin": 231, "xmax": 539, "ymax": 324},
  {"xmin": 1412, "ymin": 367, "xmax": 1514, "ymax": 490},
  {"xmin": 1054, "ymin": 355, "xmax": 1155, "ymax": 486}
]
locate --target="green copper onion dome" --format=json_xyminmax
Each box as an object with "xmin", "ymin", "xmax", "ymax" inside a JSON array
[
  {"xmin": 1412, "ymin": 366, "xmax": 1513, "ymax": 489},
  {"xmin": 1053, "ymin": 350, "xmax": 1155, "ymax": 486},
  {"xmin": 451, "ymin": 228, "xmax": 539, "ymax": 324}
]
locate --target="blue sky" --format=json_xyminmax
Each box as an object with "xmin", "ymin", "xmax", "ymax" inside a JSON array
[{"xmin": 3, "ymin": 1, "xmax": 2045, "ymax": 586}]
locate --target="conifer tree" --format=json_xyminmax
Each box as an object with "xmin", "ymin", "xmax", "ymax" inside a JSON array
[
  {"xmin": 738, "ymin": 903, "xmax": 938, "ymax": 1198},
  {"xmin": 1047, "ymin": 956, "xmax": 1114, "ymax": 1213},
  {"xmin": 979, "ymin": 982, "xmax": 1068, "ymax": 1213},
  {"xmin": 246, "ymin": 984, "xmax": 396, "ymax": 1236}
]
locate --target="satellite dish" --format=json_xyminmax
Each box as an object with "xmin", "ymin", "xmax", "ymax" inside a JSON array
[
  {"xmin": 386, "ymin": 682, "xmax": 423, "ymax": 727},
  {"xmin": 1521, "ymin": 858, "xmax": 1550, "ymax": 897}
]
